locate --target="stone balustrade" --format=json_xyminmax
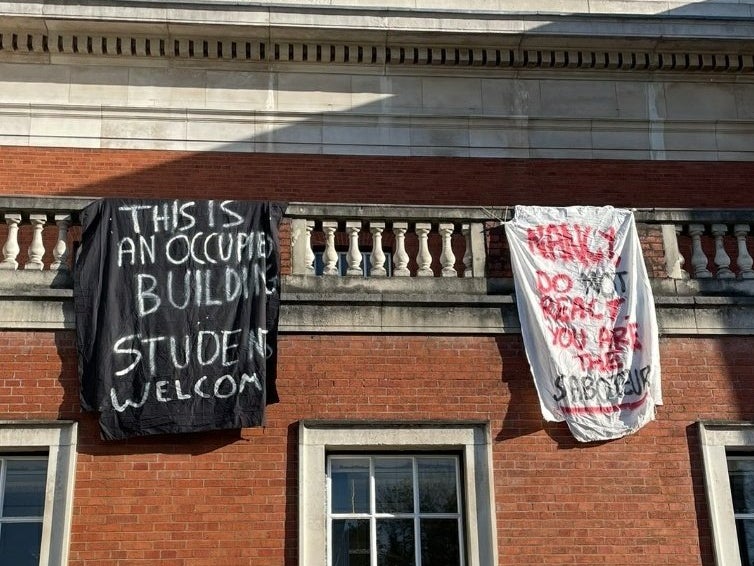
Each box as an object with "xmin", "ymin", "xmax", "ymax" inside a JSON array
[
  {"xmin": 286, "ymin": 203, "xmax": 499, "ymax": 279},
  {"xmin": 636, "ymin": 209, "xmax": 754, "ymax": 281},
  {"xmin": 2, "ymin": 197, "xmax": 754, "ymax": 284},
  {"xmin": 3, "ymin": 198, "xmax": 754, "ymax": 334},
  {"xmin": 0, "ymin": 196, "xmax": 91, "ymax": 274}
]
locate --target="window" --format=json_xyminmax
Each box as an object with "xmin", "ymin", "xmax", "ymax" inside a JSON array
[
  {"xmin": 299, "ymin": 422, "xmax": 497, "ymax": 566},
  {"xmin": 728, "ymin": 455, "xmax": 754, "ymax": 564},
  {"xmin": 0, "ymin": 422, "xmax": 77, "ymax": 566},
  {"xmin": 329, "ymin": 454, "xmax": 464, "ymax": 566},
  {"xmin": 0, "ymin": 455, "xmax": 48, "ymax": 565},
  {"xmin": 699, "ymin": 422, "xmax": 754, "ymax": 566}
]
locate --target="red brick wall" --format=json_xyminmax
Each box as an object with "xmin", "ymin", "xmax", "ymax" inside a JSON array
[
  {"xmin": 1, "ymin": 146, "xmax": 753, "ymax": 207},
  {"xmin": 637, "ymin": 223, "xmax": 667, "ymax": 278},
  {"xmin": 0, "ymin": 145, "xmax": 723, "ymax": 277},
  {"xmin": 1, "ymin": 329, "xmax": 751, "ymax": 565},
  {"xmin": 2, "ymin": 146, "xmax": 751, "ymax": 564}
]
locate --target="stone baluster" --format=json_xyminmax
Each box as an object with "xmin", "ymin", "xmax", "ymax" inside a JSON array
[
  {"xmin": 50, "ymin": 214, "xmax": 72, "ymax": 271},
  {"xmin": 345, "ymin": 221, "xmax": 363, "ymax": 276},
  {"xmin": 304, "ymin": 221, "xmax": 315, "ymax": 274},
  {"xmin": 464, "ymin": 222, "xmax": 486, "ymax": 278},
  {"xmin": 711, "ymin": 224, "xmax": 734, "ymax": 279},
  {"xmin": 688, "ymin": 224, "xmax": 712, "ymax": 278},
  {"xmin": 0, "ymin": 214, "xmax": 22, "ymax": 270},
  {"xmin": 415, "ymin": 223, "xmax": 433, "ymax": 277},
  {"xmin": 24, "ymin": 214, "xmax": 47, "ymax": 270},
  {"xmin": 322, "ymin": 221, "xmax": 339, "ymax": 275},
  {"xmin": 291, "ymin": 219, "xmax": 315, "ymax": 275},
  {"xmin": 661, "ymin": 223, "xmax": 688, "ymax": 279},
  {"xmin": 369, "ymin": 222, "xmax": 387, "ymax": 277},
  {"xmin": 392, "ymin": 222, "xmax": 410, "ymax": 276},
  {"xmin": 735, "ymin": 224, "xmax": 754, "ymax": 279},
  {"xmin": 462, "ymin": 224, "xmax": 473, "ymax": 277},
  {"xmin": 675, "ymin": 225, "xmax": 689, "ymax": 279},
  {"xmin": 439, "ymin": 223, "xmax": 457, "ymax": 277}
]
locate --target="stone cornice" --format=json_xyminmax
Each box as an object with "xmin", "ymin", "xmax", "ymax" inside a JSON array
[
  {"xmin": 1, "ymin": 27, "xmax": 753, "ymax": 73},
  {"xmin": 2, "ymin": 1, "xmax": 754, "ymax": 72}
]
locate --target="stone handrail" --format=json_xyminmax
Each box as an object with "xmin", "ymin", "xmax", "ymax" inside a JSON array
[{"xmin": 1, "ymin": 197, "xmax": 754, "ymax": 282}]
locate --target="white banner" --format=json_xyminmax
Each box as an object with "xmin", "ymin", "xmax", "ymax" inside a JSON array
[{"xmin": 505, "ymin": 205, "xmax": 661, "ymax": 442}]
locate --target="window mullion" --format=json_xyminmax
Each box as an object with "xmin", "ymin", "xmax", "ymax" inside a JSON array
[
  {"xmin": 0, "ymin": 457, "xmax": 7, "ymax": 521},
  {"xmin": 456, "ymin": 456, "xmax": 466, "ymax": 566},
  {"xmin": 326, "ymin": 458, "xmax": 332, "ymax": 566},
  {"xmin": 0, "ymin": 458, "xmax": 5, "ymax": 545},
  {"xmin": 413, "ymin": 456, "xmax": 421, "ymax": 566},
  {"xmin": 0, "ymin": 516, "xmax": 44, "ymax": 523},
  {"xmin": 370, "ymin": 457, "xmax": 377, "ymax": 566}
]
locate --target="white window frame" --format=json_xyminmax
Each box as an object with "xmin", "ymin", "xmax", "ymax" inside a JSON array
[
  {"xmin": 699, "ymin": 421, "xmax": 754, "ymax": 566},
  {"xmin": 299, "ymin": 421, "xmax": 498, "ymax": 566},
  {"xmin": 328, "ymin": 454, "xmax": 466, "ymax": 566},
  {"xmin": 0, "ymin": 421, "xmax": 77, "ymax": 566}
]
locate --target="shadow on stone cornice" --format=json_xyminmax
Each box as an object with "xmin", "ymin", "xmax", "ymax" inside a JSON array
[{"xmin": 3, "ymin": 0, "xmax": 754, "ymax": 72}]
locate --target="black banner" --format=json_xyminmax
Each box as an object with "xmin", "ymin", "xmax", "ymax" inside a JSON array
[{"xmin": 74, "ymin": 199, "xmax": 284, "ymax": 440}]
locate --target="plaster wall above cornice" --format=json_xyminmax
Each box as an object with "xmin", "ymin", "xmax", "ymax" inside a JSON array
[{"xmin": 2, "ymin": 0, "xmax": 754, "ymax": 45}]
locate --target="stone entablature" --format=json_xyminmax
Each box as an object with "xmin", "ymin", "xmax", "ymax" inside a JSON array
[
  {"xmin": 1, "ymin": 66, "xmax": 753, "ymax": 159},
  {"xmin": 3, "ymin": 0, "xmax": 754, "ymax": 71},
  {"xmin": 2, "ymin": 3, "xmax": 754, "ymax": 159}
]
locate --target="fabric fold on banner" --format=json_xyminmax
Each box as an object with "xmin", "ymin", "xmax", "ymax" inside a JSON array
[
  {"xmin": 74, "ymin": 198, "xmax": 285, "ymax": 440},
  {"xmin": 505, "ymin": 205, "xmax": 662, "ymax": 442}
]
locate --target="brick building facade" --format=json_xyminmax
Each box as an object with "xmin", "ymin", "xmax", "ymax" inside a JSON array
[{"xmin": 1, "ymin": 1, "xmax": 754, "ymax": 565}]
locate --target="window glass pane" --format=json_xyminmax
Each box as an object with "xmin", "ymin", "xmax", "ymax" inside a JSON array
[
  {"xmin": 418, "ymin": 458, "xmax": 458, "ymax": 514},
  {"xmin": 332, "ymin": 519, "xmax": 370, "ymax": 566},
  {"xmin": 420, "ymin": 518, "xmax": 461, "ymax": 566},
  {"xmin": 375, "ymin": 458, "xmax": 413, "ymax": 514},
  {"xmin": 0, "ymin": 522, "xmax": 43, "ymax": 566},
  {"xmin": 377, "ymin": 518, "xmax": 415, "ymax": 566},
  {"xmin": 331, "ymin": 459, "xmax": 370, "ymax": 514},
  {"xmin": 3, "ymin": 459, "xmax": 47, "ymax": 518},
  {"xmin": 729, "ymin": 457, "xmax": 754, "ymax": 514},
  {"xmin": 736, "ymin": 518, "xmax": 754, "ymax": 566}
]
